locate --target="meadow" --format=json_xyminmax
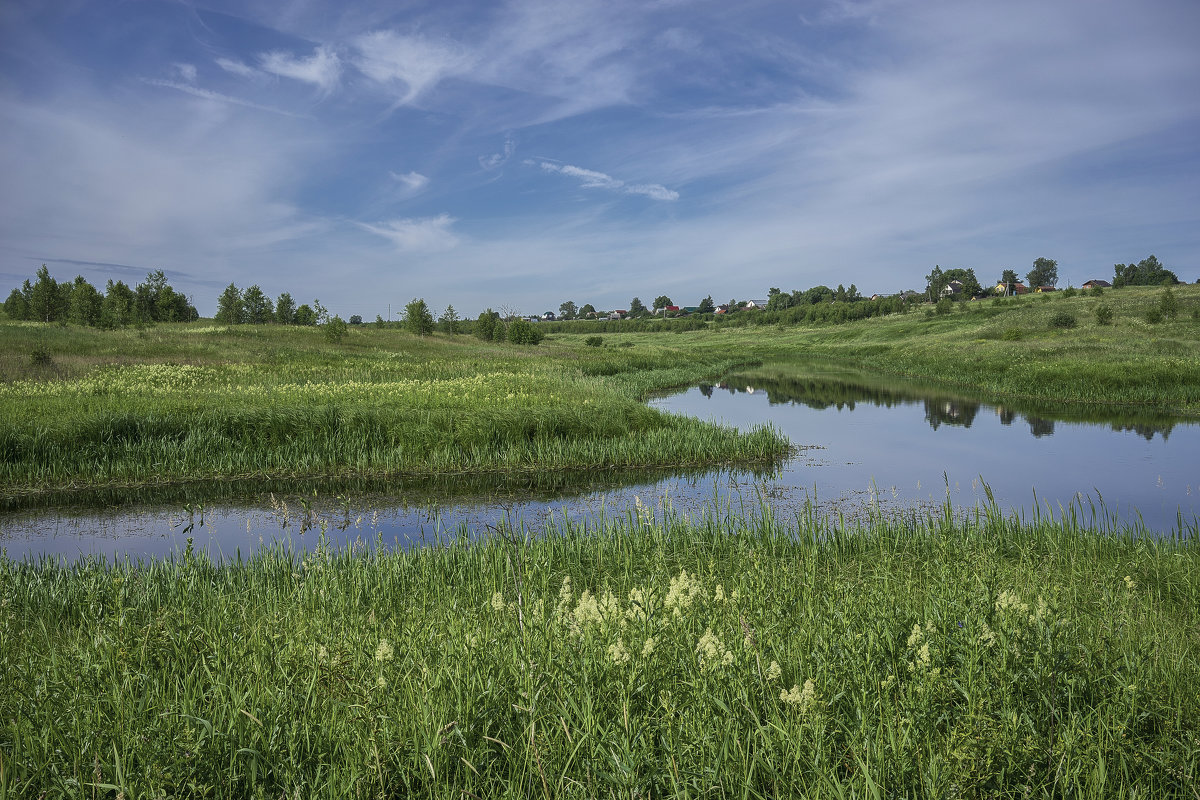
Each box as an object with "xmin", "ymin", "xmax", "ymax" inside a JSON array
[{"xmin": 2, "ymin": 501, "xmax": 1197, "ymax": 797}]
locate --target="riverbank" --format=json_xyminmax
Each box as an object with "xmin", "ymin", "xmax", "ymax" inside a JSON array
[{"xmin": 2, "ymin": 504, "xmax": 1197, "ymax": 796}]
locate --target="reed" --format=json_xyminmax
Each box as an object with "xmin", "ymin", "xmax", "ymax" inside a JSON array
[{"xmin": 1, "ymin": 500, "xmax": 1197, "ymax": 797}]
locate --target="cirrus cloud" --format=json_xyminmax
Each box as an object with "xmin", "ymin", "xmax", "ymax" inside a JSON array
[{"xmin": 357, "ymin": 214, "xmax": 459, "ymax": 252}]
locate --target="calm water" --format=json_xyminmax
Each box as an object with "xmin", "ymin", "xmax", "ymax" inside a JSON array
[{"xmin": 2, "ymin": 363, "xmax": 1196, "ymax": 560}]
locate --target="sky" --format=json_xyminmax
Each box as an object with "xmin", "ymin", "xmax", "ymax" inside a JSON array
[{"xmin": 1, "ymin": 0, "xmax": 1198, "ymax": 319}]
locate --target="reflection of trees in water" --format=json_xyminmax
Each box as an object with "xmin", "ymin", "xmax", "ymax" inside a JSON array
[
  {"xmin": 924, "ymin": 399, "xmax": 980, "ymax": 430},
  {"xmin": 718, "ymin": 373, "xmax": 1181, "ymax": 440}
]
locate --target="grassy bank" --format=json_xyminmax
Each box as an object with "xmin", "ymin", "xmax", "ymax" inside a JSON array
[
  {"xmin": 0, "ymin": 324, "xmax": 785, "ymax": 498},
  {"xmin": 2, "ymin": 504, "xmax": 1197, "ymax": 797}
]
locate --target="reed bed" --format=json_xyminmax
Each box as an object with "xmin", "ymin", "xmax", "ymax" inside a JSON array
[{"xmin": 2, "ymin": 502, "xmax": 1197, "ymax": 797}]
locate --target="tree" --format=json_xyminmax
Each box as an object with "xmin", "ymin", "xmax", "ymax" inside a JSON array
[
  {"xmin": 924, "ymin": 265, "xmax": 946, "ymax": 301},
  {"xmin": 507, "ymin": 317, "xmax": 544, "ymax": 345},
  {"xmin": 294, "ymin": 304, "xmax": 317, "ymax": 326},
  {"xmin": 475, "ymin": 309, "xmax": 499, "ymax": 340},
  {"xmin": 558, "ymin": 300, "xmax": 578, "ymax": 320},
  {"xmin": 939, "ymin": 268, "xmax": 982, "ymax": 299},
  {"xmin": 275, "ymin": 292, "xmax": 296, "ymax": 325},
  {"xmin": 580, "ymin": 303, "xmax": 596, "ymax": 317},
  {"xmin": 629, "ymin": 297, "xmax": 647, "ymax": 317},
  {"xmin": 349, "ymin": 314, "xmax": 363, "ymax": 325},
  {"xmin": 698, "ymin": 295, "xmax": 715, "ymax": 313},
  {"xmin": 653, "ymin": 295, "xmax": 673, "ymax": 311},
  {"xmin": 323, "ymin": 315, "xmax": 348, "ymax": 343},
  {"xmin": 68, "ymin": 276, "xmax": 102, "ymax": 327},
  {"xmin": 1113, "ymin": 255, "xmax": 1178, "ymax": 287},
  {"xmin": 312, "ymin": 299, "xmax": 328, "ymax": 326},
  {"xmin": 997, "ymin": 269, "xmax": 1019, "ymax": 295},
  {"xmin": 404, "ymin": 298, "xmax": 434, "ymax": 336},
  {"xmin": 215, "ymin": 283, "xmax": 245, "ymax": 324},
  {"xmin": 100, "ymin": 280, "xmax": 135, "ymax": 329},
  {"xmin": 242, "ymin": 285, "xmax": 274, "ymax": 324},
  {"xmin": 439, "ymin": 304, "xmax": 459, "ymax": 334},
  {"xmin": 3, "ymin": 287, "xmax": 28, "ymax": 320},
  {"xmin": 28, "ymin": 265, "xmax": 66, "ymax": 322},
  {"xmin": 1026, "ymin": 257, "xmax": 1058, "ymax": 289}
]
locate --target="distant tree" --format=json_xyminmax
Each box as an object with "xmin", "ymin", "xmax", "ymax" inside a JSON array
[
  {"xmin": 653, "ymin": 295, "xmax": 673, "ymax": 311},
  {"xmin": 559, "ymin": 300, "xmax": 578, "ymax": 320},
  {"xmin": 439, "ymin": 304, "xmax": 459, "ymax": 334},
  {"xmin": 835, "ymin": 284, "xmax": 847, "ymax": 302},
  {"xmin": 997, "ymin": 269, "xmax": 1019, "ymax": 295},
  {"xmin": 1112, "ymin": 255, "xmax": 1178, "ymax": 287},
  {"xmin": 100, "ymin": 280, "xmax": 136, "ymax": 329},
  {"xmin": 312, "ymin": 299, "xmax": 328, "ymax": 326},
  {"xmin": 242, "ymin": 285, "xmax": 274, "ymax": 324},
  {"xmin": 28, "ymin": 265, "xmax": 66, "ymax": 322},
  {"xmin": 404, "ymin": 298, "xmax": 435, "ymax": 336},
  {"xmin": 293, "ymin": 304, "xmax": 317, "ymax": 326},
  {"xmin": 939, "ymin": 268, "xmax": 982, "ymax": 299},
  {"xmin": 349, "ymin": 314, "xmax": 363, "ymax": 325},
  {"xmin": 491, "ymin": 318, "xmax": 507, "ymax": 342},
  {"xmin": 375, "ymin": 315, "xmax": 385, "ymax": 328},
  {"xmin": 698, "ymin": 295, "xmax": 715, "ymax": 313},
  {"xmin": 629, "ymin": 297, "xmax": 647, "ymax": 316},
  {"xmin": 1026, "ymin": 257, "xmax": 1058, "ymax": 289},
  {"xmin": 475, "ymin": 309, "xmax": 499, "ymax": 340},
  {"xmin": 3, "ymin": 287, "xmax": 28, "ymax": 320},
  {"xmin": 68, "ymin": 276, "xmax": 102, "ymax": 327},
  {"xmin": 1160, "ymin": 288, "xmax": 1178, "ymax": 320},
  {"xmin": 847, "ymin": 284, "xmax": 861, "ymax": 301},
  {"xmin": 275, "ymin": 292, "xmax": 296, "ymax": 325},
  {"xmin": 924, "ymin": 265, "xmax": 946, "ymax": 301},
  {"xmin": 580, "ymin": 303, "xmax": 596, "ymax": 317},
  {"xmin": 507, "ymin": 317, "xmax": 544, "ymax": 345},
  {"xmin": 323, "ymin": 314, "xmax": 348, "ymax": 343},
  {"xmin": 215, "ymin": 283, "xmax": 245, "ymax": 324}
]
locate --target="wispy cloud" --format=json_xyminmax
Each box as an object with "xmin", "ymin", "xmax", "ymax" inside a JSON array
[
  {"xmin": 216, "ymin": 58, "xmax": 257, "ymax": 78},
  {"xmin": 357, "ymin": 214, "xmax": 459, "ymax": 251},
  {"xmin": 142, "ymin": 79, "xmax": 305, "ymax": 118},
  {"xmin": 173, "ymin": 63, "xmax": 197, "ymax": 82},
  {"xmin": 389, "ymin": 171, "xmax": 429, "ymax": 191},
  {"xmin": 534, "ymin": 160, "xmax": 679, "ymax": 201},
  {"xmin": 353, "ymin": 31, "xmax": 472, "ymax": 106},
  {"xmin": 480, "ymin": 135, "xmax": 516, "ymax": 170},
  {"xmin": 260, "ymin": 45, "xmax": 341, "ymax": 94}
]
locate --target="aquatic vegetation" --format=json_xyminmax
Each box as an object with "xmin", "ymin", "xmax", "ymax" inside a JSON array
[{"xmin": 1, "ymin": 503, "xmax": 1197, "ymax": 796}]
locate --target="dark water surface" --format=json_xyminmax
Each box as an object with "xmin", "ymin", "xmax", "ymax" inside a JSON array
[{"xmin": 2, "ymin": 363, "xmax": 1196, "ymax": 561}]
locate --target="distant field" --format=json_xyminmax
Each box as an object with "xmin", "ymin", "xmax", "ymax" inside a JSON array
[{"xmin": 1, "ymin": 284, "xmax": 1196, "ymax": 497}]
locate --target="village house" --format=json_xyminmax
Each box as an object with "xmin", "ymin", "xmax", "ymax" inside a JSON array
[{"xmin": 1081, "ymin": 279, "xmax": 1112, "ymax": 289}]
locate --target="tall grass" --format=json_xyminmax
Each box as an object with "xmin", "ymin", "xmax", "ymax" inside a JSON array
[{"xmin": 2, "ymin": 501, "xmax": 1197, "ymax": 797}]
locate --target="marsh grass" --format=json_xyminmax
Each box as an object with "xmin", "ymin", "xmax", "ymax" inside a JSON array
[{"xmin": 1, "ymin": 501, "xmax": 1197, "ymax": 797}]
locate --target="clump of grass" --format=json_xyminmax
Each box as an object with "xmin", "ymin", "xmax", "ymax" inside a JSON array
[
  {"xmin": 28, "ymin": 345, "xmax": 52, "ymax": 367},
  {"xmin": 584, "ymin": 335, "xmax": 603, "ymax": 347},
  {"xmin": 1145, "ymin": 308, "xmax": 1164, "ymax": 324},
  {"xmin": 1, "ymin": 502, "xmax": 1197, "ymax": 796}
]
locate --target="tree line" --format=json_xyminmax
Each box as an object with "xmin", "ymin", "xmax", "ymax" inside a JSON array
[{"xmin": 3, "ymin": 266, "xmax": 198, "ymax": 327}]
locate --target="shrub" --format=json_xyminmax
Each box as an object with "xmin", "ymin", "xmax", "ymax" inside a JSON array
[
  {"xmin": 1089, "ymin": 285, "xmax": 1104, "ymax": 297},
  {"xmin": 935, "ymin": 297, "xmax": 953, "ymax": 315},
  {"xmin": 323, "ymin": 315, "xmax": 348, "ymax": 343},
  {"xmin": 1062, "ymin": 286, "xmax": 1078, "ymax": 298},
  {"xmin": 1160, "ymin": 288, "xmax": 1178, "ymax": 320},
  {"xmin": 1001, "ymin": 327, "xmax": 1023, "ymax": 341},
  {"xmin": 619, "ymin": 341, "xmax": 635, "ymax": 348},
  {"xmin": 1094, "ymin": 304, "xmax": 1113, "ymax": 325},
  {"xmin": 584, "ymin": 336, "xmax": 603, "ymax": 347},
  {"xmin": 1144, "ymin": 309, "xmax": 1164, "ymax": 324},
  {"xmin": 349, "ymin": 315, "xmax": 363, "ymax": 325},
  {"xmin": 29, "ymin": 346, "xmax": 52, "ymax": 366},
  {"xmin": 507, "ymin": 318, "xmax": 545, "ymax": 345},
  {"xmin": 1049, "ymin": 312, "xmax": 1076, "ymax": 329}
]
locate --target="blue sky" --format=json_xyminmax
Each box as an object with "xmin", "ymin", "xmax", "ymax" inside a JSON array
[{"xmin": 1, "ymin": 0, "xmax": 1197, "ymax": 318}]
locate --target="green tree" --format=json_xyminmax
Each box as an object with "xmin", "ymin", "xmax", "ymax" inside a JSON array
[
  {"xmin": 629, "ymin": 297, "xmax": 647, "ymax": 317},
  {"xmin": 558, "ymin": 300, "xmax": 578, "ymax": 320},
  {"xmin": 349, "ymin": 315, "xmax": 363, "ymax": 325},
  {"xmin": 439, "ymin": 304, "xmax": 459, "ymax": 334},
  {"xmin": 323, "ymin": 314, "xmax": 348, "ymax": 343},
  {"xmin": 1160, "ymin": 288, "xmax": 1178, "ymax": 320},
  {"xmin": 100, "ymin": 280, "xmax": 135, "ymax": 329},
  {"xmin": 404, "ymin": 298, "xmax": 435, "ymax": 336},
  {"xmin": 215, "ymin": 283, "xmax": 245, "ymax": 324},
  {"xmin": 698, "ymin": 295, "xmax": 715, "ymax": 313},
  {"xmin": 491, "ymin": 318, "xmax": 507, "ymax": 342},
  {"xmin": 475, "ymin": 309, "xmax": 498, "ymax": 340},
  {"xmin": 294, "ymin": 304, "xmax": 317, "ymax": 326},
  {"xmin": 275, "ymin": 292, "xmax": 296, "ymax": 325},
  {"xmin": 1113, "ymin": 255, "xmax": 1178, "ymax": 287},
  {"xmin": 1026, "ymin": 257, "xmax": 1058, "ymax": 289},
  {"xmin": 580, "ymin": 303, "xmax": 596, "ymax": 317},
  {"xmin": 3, "ymin": 287, "xmax": 29, "ymax": 320},
  {"xmin": 28, "ymin": 265, "xmax": 66, "ymax": 322},
  {"xmin": 312, "ymin": 299, "xmax": 328, "ymax": 326},
  {"xmin": 653, "ymin": 295, "xmax": 673, "ymax": 311},
  {"xmin": 924, "ymin": 265, "xmax": 946, "ymax": 301},
  {"xmin": 243, "ymin": 285, "xmax": 274, "ymax": 324},
  {"xmin": 507, "ymin": 317, "xmax": 544, "ymax": 345},
  {"xmin": 68, "ymin": 276, "xmax": 102, "ymax": 327}
]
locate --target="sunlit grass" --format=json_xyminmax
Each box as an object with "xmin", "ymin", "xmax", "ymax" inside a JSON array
[{"xmin": 2, "ymin": 500, "xmax": 1197, "ymax": 797}]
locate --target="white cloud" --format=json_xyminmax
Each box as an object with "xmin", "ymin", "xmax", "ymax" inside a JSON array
[
  {"xmin": 216, "ymin": 58, "xmax": 257, "ymax": 78},
  {"xmin": 174, "ymin": 63, "xmax": 197, "ymax": 82},
  {"xmin": 479, "ymin": 135, "xmax": 516, "ymax": 170},
  {"xmin": 389, "ymin": 171, "xmax": 429, "ymax": 191},
  {"xmin": 353, "ymin": 31, "xmax": 472, "ymax": 105},
  {"xmin": 358, "ymin": 214, "xmax": 459, "ymax": 251},
  {"xmin": 535, "ymin": 160, "xmax": 678, "ymax": 201},
  {"xmin": 260, "ymin": 45, "xmax": 341, "ymax": 94},
  {"xmin": 142, "ymin": 79, "xmax": 305, "ymax": 118}
]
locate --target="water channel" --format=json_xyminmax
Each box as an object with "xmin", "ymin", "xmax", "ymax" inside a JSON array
[{"xmin": 2, "ymin": 362, "xmax": 1196, "ymax": 561}]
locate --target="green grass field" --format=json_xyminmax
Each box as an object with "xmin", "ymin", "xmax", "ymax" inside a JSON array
[{"xmin": 2, "ymin": 503, "xmax": 1197, "ymax": 797}]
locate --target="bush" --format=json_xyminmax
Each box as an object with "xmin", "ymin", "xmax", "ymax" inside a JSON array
[
  {"xmin": 1089, "ymin": 285, "xmax": 1104, "ymax": 297},
  {"xmin": 1160, "ymin": 288, "xmax": 1178, "ymax": 320},
  {"xmin": 1049, "ymin": 312, "xmax": 1076, "ymax": 329},
  {"xmin": 935, "ymin": 297, "xmax": 953, "ymax": 315},
  {"xmin": 1144, "ymin": 309, "xmax": 1164, "ymax": 324},
  {"xmin": 584, "ymin": 336, "xmax": 603, "ymax": 347},
  {"xmin": 29, "ymin": 346, "xmax": 52, "ymax": 366},
  {"xmin": 323, "ymin": 315, "xmax": 348, "ymax": 343},
  {"xmin": 618, "ymin": 341, "xmax": 635, "ymax": 348},
  {"xmin": 1062, "ymin": 286, "xmax": 1078, "ymax": 298},
  {"xmin": 507, "ymin": 318, "xmax": 545, "ymax": 345},
  {"xmin": 349, "ymin": 315, "xmax": 363, "ymax": 325},
  {"xmin": 1095, "ymin": 304, "xmax": 1113, "ymax": 325},
  {"xmin": 1001, "ymin": 327, "xmax": 1023, "ymax": 341}
]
